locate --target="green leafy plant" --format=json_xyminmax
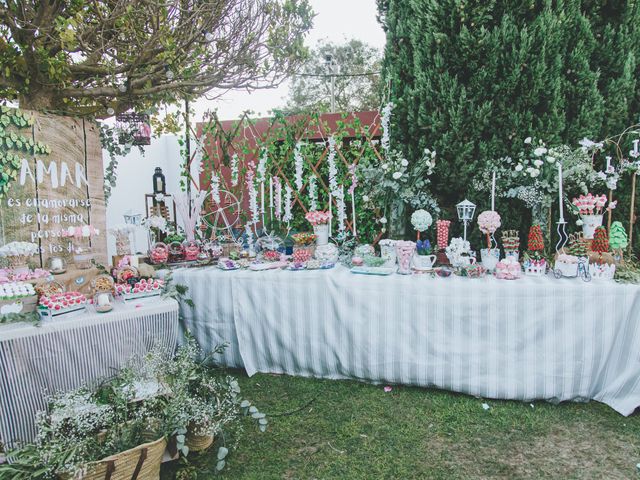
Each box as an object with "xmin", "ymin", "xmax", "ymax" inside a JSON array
[{"xmin": 0, "ymin": 107, "xmax": 50, "ymax": 198}]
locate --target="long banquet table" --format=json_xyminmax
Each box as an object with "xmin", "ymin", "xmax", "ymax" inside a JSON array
[
  {"xmin": 173, "ymin": 265, "xmax": 640, "ymax": 416},
  {"xmin": 0, "ymin": 298, "xmax": 179, "ymax": 447}
]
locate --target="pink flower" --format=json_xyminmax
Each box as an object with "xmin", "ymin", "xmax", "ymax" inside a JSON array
[
  {"xmin": 305, "ymin": 210, "xmax": 332, "ymax": 226},
  {"xmin": 383, "ymin": 386, "xmax": 392, "ymax": 393}
]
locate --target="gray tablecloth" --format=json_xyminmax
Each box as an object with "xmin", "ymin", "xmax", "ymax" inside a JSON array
[
  {"xmin": 173, "ymin": 266, "xmax": 640, "ymax": 416},
  {"xmin": 0, "ymin": 298, "xmax": 179, "ymax": 447}
]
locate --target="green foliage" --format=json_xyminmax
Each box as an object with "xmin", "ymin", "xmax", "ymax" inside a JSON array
[
  {"xmin": 199, "ymin": 110, "xmax": 387, "ymax": 242},
  {"xmin": 100, "ymin": 123, "xmax": 144, "ymax": 202},
  {"xmin": 378, "ymin": 0, "xmax": 640, "ymax": 244},
  {"xmin": 282, "ymin": 39, "xmax": 383, "ymax": 114},
  {"xmin": 1, "ymin": 1, "xmax": 314, "ymax": 116},
  {"xmin": 0, "ymin": 107, "xmax": 49, "ymax": 198}
]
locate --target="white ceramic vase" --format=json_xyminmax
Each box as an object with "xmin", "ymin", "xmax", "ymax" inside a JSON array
[
  {"xmin": 412, "ymin": 254, "xmax": 436, "ymax": 270},
  {"xmin": 314, "ymin": 224, "xmax": 329, "ymax": 246},
  {"xmin": 581, "ymin": 214, "xmax": 603, "ymax": 239}
]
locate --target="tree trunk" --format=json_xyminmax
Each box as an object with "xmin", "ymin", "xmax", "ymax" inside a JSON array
[{"xmin": 18, "ymin": 91, "xmax": 59, "ymax": 112}]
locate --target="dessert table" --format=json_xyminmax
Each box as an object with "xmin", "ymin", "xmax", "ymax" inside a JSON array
[
  {"xmin": 0, "ymin": 298, "xmax": 179, "ymax": 448},
  {"xmin": 173, "ymin": 265, "xmax": 640, "ymax": 416}
]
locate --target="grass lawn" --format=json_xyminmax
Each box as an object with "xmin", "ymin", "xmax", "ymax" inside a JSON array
[{"xmin": 161, "ymin": 371, "xmax": 640, "ymax": 479}]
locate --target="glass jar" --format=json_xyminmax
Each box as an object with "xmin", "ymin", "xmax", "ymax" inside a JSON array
[
  {"xmin": 93, "ymin": 291, "xmax": 115, "ymax": 313},
  {"xmin": 46, "ymin": 256, "xmax": 67, "ymax": 275},
  {"xmin": 73, "ymin": 238, "xmax": 94, "ymax": 270}
]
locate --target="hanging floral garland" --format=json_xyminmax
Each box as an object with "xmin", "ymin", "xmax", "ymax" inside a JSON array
[
  {"xmin": 380, "ymin": 102, "xmax": 394, "ymax": 154},
  {"xmin": 294, "ymin": 142, "xmax": 304, "ymax": 191},
  {"xmin": 283, "ymin": 185, "xmax": 293, "ymax": 224},
  {"xmin": 257, "ymin": 148, "xmax": 268, "ymax": 183},
  {"xmin": 328, "ymin": 136, "xmax": 338, "ymax": 195},
  {"xmin": 246, "ymin": 161, "xmax": 259, "ymax": 225},
  {"xmin": 308, "ymin": 175, "xmax": 318, "ymax": 211},
  {"xmin": 348, "ymin": 163, "xmax": 358, "ymax": 195},
  {"xmin": 273, "ymin": 176, "xmax": 282, "ymax": 220},
  {"xmin": 230, "ymin": 153, "xmax": 239, "ymax": 187},
  {"xmin": 210, "ymin": 172, "xmax": 221, "ymax": 204}
]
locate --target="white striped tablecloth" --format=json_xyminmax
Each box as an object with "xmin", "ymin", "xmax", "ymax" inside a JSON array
[
  {"xmin": 0, "ymin": 298, "xmax": 179, "ymax": 447},
  {"xmin": 173, "ymin": 265, "xmax": 640, "ymax": 416}
]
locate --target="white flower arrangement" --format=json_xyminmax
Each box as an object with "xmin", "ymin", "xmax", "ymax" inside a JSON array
[
  {"xmin": 211, "ymin": 172, "xmax": 221, "ymax": 204},
  {"xmin": 143, "ymin": 215, "xmax": 168, "ymax": 233},
  {"xmin": 308, "ymin": 175, "xmax": 318, "ymax": 211},
  {"xmin": 230, "ymin": 153, "xmax": 239, "ymax": 186},
  {"xmin": 246, "ymin": 162, "xmax": 259, "ymax": 226},
  {"xmin": 257, "ymin": 148, "xmax": 268, "ymax": 183},
  {"xmin": 411, "ymin": 209, "xmax": 433, "ymax": 232},
  {"xmin": 380, "ymin": 102, "xmax": 394, "ymax": 153},
  {"xmin": 445, "ymin": 237, "xmax": 471, "ymax": 257},
  {"xmin": 294, "ymin": 142, "xmax": 304, "ymax": 191},
  {"xmin": 273, "ymin": 176, "xmax": 282, "ymax": 220},
  {"xmin": 283, "ymin": 185, "xmax": 293, "ymax": 223},
  {"xmin": 327, "ymin": 136, "xmax": 338, "ymax": 195},
  {"xmin": 0, "ymin": 241, "xmax": 39, "ymax": 258}
]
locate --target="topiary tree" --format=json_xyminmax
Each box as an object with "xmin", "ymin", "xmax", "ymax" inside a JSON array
[
  {"xmin": 0, "ymin": 0, "xmax": 313, "ymax": 116},
  {"xmin": 376, "ymin": 0, "xmax": 640, "ymax": 218},
  {"xmin": 609, "ymin": 221, "xmax": 628, "ymax": 250}
]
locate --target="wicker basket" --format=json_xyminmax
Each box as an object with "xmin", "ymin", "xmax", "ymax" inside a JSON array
[
  {"xmin": 185, "ymin": 424, "xmax": 214, "ymax": 452},
  {"xmin": 58, "ymin": 437, "xmax": 166, "ymax": 480}
]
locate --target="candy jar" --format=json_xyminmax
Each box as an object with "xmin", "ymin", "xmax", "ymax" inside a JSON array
[
  {"xmin": 93, "ymin": 291, "xmax": 114, "ymax": 313},
  {"xmin": 168, "ymin": 241, "xmax": 184, "ymax": 263},
  {"xmin": 183, "ymin": 240, "xmax": 200, "ymax": 262},
  {"xmin": 257, "ymin": 234, "xmax": 284, "ymax": 262},
  {"xmin": 149, "ymin": 242, "xmax": 169, "ymax": 264},
  {"xmin": 395, "ymin": 241, "xmax": 416, "ymax": 275}
]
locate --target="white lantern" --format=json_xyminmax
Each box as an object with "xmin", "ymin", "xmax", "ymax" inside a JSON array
[{"xmin": 456, "ymin": 199, "xmax": 476, "ymax": 241}]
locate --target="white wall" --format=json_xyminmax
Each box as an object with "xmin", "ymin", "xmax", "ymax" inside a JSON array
[{"xmin": 103, "ymin": 134, "xmax": 183, "ymax": 258}]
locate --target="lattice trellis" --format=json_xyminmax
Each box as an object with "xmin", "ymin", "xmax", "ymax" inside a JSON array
[{"xmin": 194, "ymin": 110, "xmax": 383, "ymax": 239}]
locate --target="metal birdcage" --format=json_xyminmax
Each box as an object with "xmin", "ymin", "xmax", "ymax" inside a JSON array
[{"xmin": 116, "ymin": 112, "xmax": 151, "ymax": 145}]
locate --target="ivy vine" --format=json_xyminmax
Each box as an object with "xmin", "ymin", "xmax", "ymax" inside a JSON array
[
  {"xmin": 0, "ymin": 107, "xmax": 51, "ymax": 198},
  {"xmin": 100, "ymin": 123, "xmax": 144, "ymax": 202}
]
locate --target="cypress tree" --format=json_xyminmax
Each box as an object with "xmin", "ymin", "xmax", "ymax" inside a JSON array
[{"xmin": 377, "ymin": 0, "xmax": 640, "ymax": 218}]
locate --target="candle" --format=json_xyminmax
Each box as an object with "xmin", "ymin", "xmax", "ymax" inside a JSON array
[
  {"xmin": 260, "ymin": 181, "xmax": 265, "ymax": 226},
  {"xmin": 558, "ymin": 163, "xmax": 564, "ymax": 221},
  {"xmin": 351, "ymin": 189, "xmax": 357, "ymax": 237},
  {"xmin": 97, "ymin": 293, "xmax": 110, "ymax": 307},
  {"xmin": 50, "ymin": 258, "xmax": 63, "ymax": 271},
  {"xmin": 269, "ymin": 177, "xmax": 273, "ymax": 222},
  {"xmin": 634, "ymin": 139, "xmax": 639, "ymax": 155},
  {"xmin": 491, "ymin": 171, "xmax": 496, "ymax": 211},
  {"xmin": 606, "ymin": 156, "xmax": 611, "ymax": 172},
  {"xmin": 329, "ymin": 192, "xmax": 332, "ymax": 237}
]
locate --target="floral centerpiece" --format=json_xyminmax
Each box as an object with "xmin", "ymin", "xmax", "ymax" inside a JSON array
[
  {"xmin": 305, "ymin": 210, "xmax": 331, "ymax": 245},
  {"xmin": 0, "ymin": 241, "xmax": 39, "ymax": 273},
  {"xmin": 445, "ymin": 237, "xmax": 474, "ymax": 268},
  {"xmin": 571, "ymin": 193, "xmax": 616, "ymax": 239},
  {"xmin": 477, "ymin": 211, "xmax": 501, "ymax": 271},
  {"xmin": 61, "ymin": 225, "xmax": 100, "ymax": 269},
  {"xmin": 410, "ymin": 209, "xmax": 436, "ymax": 270}
]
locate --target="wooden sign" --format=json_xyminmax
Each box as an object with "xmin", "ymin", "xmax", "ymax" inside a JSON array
[{"xmin": 0, "ymin": 110, "xmax": 107, "ymax": 267}]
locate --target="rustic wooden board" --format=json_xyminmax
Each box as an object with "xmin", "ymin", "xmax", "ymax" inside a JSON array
[
  {"xmin": 0, "ymin": 110, "xmax": 107, "ymax": 267},
  {"xmin": 0, "ymin": 116, "xmax": 39, "ymax": 263}
]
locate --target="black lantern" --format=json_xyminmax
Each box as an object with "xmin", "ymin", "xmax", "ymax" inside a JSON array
[{"xmin": 153, "ymin": 167, "xmax": 166, "ymax": 195}]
